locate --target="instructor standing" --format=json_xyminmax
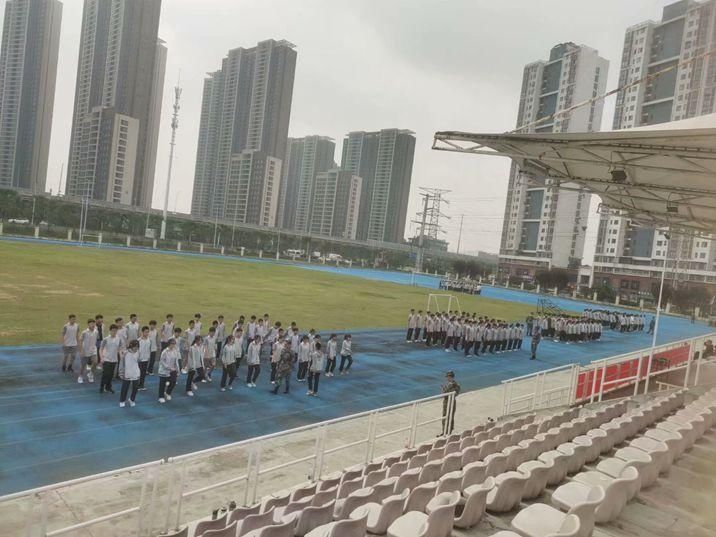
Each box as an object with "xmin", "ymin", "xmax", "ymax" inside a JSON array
[{"xmin": 441, "ymin": 371, "xmax": 461, "ymax": 435}]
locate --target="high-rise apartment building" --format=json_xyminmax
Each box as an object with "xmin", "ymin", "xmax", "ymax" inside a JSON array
[
  {"xmin": 0, "ymin": 0, "xmax": 61, "ymax": 193},
  {"xmin": 225, "ymin": 151, "xmax": 282, "ymax": 228},
  {"xmin": 498, "ymin": 43, "xmax": 608, "ymax": 279},
  {"xmin": 594, "ymin": 0, "xmax": 716, "ymax": 303},
  {"xmin": 65, "ymin": 0, "xmax": 165, "ymax": 208},
  {"xmin": 191, "ymin": 39, "xmax": 297, "ymax": 225},
  {"xmin": 340, "ymin": 129, "xmax": 415, "ymax": 243},
  {"xmin": 309, "ymin": 169, "xmax": 362, "ymax": 239},
  {"xmin": 278, "ymin": 136, "xmax": 335, "ymax": 231}
]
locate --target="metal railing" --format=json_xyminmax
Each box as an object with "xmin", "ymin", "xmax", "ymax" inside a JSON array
[
  {"xmin": 500, "ymin": 332, "xmax": 716, "ymax": 415},
  {"xmin": 0, "ymin": 392, "xmax": 456, "ymax": 537}
]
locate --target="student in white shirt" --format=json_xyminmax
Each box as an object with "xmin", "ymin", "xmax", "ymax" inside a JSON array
[
  {"xmin": 126, "ymin": 314, "xmax": 140, "ymax": 342},
  {"xmin": 414, "ymin": 310, "xmax": 424, "ymax": 343},
  {"xmin": 193, "ymin": 313, "xmax": 202, "ymax": 336},
  {"xmin": 307, "ymin": 342, "xmax": 325, "ymax": 396},
  {"xmin": 215, "ymin": 315, "xmax": 226, "ymax": 356},
  {"xmin": 114, "ymin": 317, "xmax": 127, "ymax": 380},
  {"xmin": 119, "ymin": 340, "xmax": 141, "ymax": 407},
  {"xmin": 247, "ymin": 316, "xmax": 257, "ymax": 340},
  {"xmin": 406, "ymin": 309, "xmax": 416, "ymax": 342},
  {"xmin": 137, "ymin": 326, "xmax": 152, "ymax": 390},
  {"xmin": 99, "ymin": 324, "xmax": 121, "ymax": 394},
  {"xmin": 325, "ymin": 334, "xmax": 338, "ymax": 377},
  {"xmin": 185, "ymin": 337, "xmax": 203, "ymax": 396},
  {"xmin": 157, "ymin": 339, "xmax": 180, "ymax": 403},
  {"xmin": 202, "ymin": 327, "xmax": 218, "ymax": 381},
  {"xmin": 77, "ymin": 318, "xmax": 98, "ymax": 384},
  {"xmin": 160, "ymin": 314, "xmax": 174, "ymax": 351},
  {"xmin": 290, "ymin": 328, "xmax": 300, "ymax": 360},
  {"xmin": 297, "ymin": 336, "xmax": 311, "ymax": 382},
  {"xmin": 234, "ymin": 329, "xmax": 246, "ymax": 368},
  {"xmin": 246, "ymin": 336, "xmax": 262, "ymax": 387},
  {"xmin": 270, "ymin": 329, "xmax": 285, "ymax": 384},
  {"xmin": 220, "ymin": 335, "xmax": 238, "ymax": 391},
  {"xmin": 185, "ymin": 320, "xmax": 197, "ymax": 347},
  {"xmin": 339, "ymin": 334, "xmax": 353, "ymax": 375},
  {"xmin": 147, "ymin": 320, "xmax": 159, "ymax": 375},
  {"xmin": 61, "ymin": 314, "xmax": 79, "ymax": 372}
]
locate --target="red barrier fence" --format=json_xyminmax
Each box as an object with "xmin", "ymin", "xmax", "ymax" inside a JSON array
[{"xmin": 575, "ymin": 344, "xmax": 690, "ymax": 401}]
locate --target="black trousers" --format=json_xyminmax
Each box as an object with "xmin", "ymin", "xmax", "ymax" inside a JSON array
[
  {"xmin": 444, "ymin": 336, "xmax": 453, "ymax": 349},
  {"xmin": 120, "ymin": 379, "xmax": 139, "ymax": 402},
  {"xmin": 148, "ymin": 351, "xmax": 157, "ymax": 374},
  {"xmin": 339, "ymin": 354, "xmax": 353, "ymax": 372},
  {"xmin": 158, "ymin": 371, "xmax": 177, "ymax": 398},
  {"xmin": 442, "ymin": 400, "xmax": 457, "ymax": 435},
  {"xmin": 453, "ymin": 337, "xmax": 459, "ymax": 351},
  {"xmin": 270, "ymin": 362, "xmax": 277, "ymax": 382},
  {"xmin": 425, "ymin": 332, "xmax": 432, "ymax": 346},
  {"xmin": 101, "ymin": 362, "xmax": 116, "ymax": 392},
  {"xmin": 297, "ymin": 361, "xmax": 308, "ymax": 380},
  {"xmin": 308, "ymin": 371, "xmax": 321, "ymax": 393},
  {"xmin": 481, "ymin": 341, "xmax": 489, "ymax": 354},
  {"xmin": 518, "ymin": 338, "xmax": 523, "ymax": 350},
  {"xmin": 247, "ymin": 364, "xmax": 260, "ymax": 383},
  {"xmin": 414, "ymin": 328, "xmax": 421, "ymax": 341},
  {"xmin": 138, "ymin": 361, "xmax": 148, "ymax": 388},
  {"xmin": 464, "ymin": 341, "xmax": 473, "ymax": 356},
  {"xmin": 406, "ymin": 328, "xmax": 413, "ymax": 341},
  {"xmin": 325, "ymin": 358, "xmax": 336, "ymax": 373},
  {"xmin": 221, "ymin": 363, "xmax": 236, "ymax": 388},
  {"xmin": 185, "ymin": 369, "xmax": 196, "ymax": 392}
]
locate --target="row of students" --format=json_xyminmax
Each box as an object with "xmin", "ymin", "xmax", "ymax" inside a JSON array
[
  {"xmin": 582, "ymin": 308, "xmax": 646, "ymax": 332},
  {"xmin": 61, "ymin": 313, "xmax": 354, "ymax": 406},
  {"xmin": 438, "ymin": 279, "xmax": 482, "ymax": 295},
  {"xmin": 405, "ymin": 310, "xmax": 527, "ymax": 355}
]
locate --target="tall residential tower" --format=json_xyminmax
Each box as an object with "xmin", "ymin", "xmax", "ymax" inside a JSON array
[
  {"xmin": 0, "ymin": 0, "xmax": 62, "ymax": 193},
  {"xmin": 498, "ymin": 43, "xmax": 608, "ymax": 279},
  {"xmin": 594, "ymin": 0, "xmax": 716, "ymax": 303},
  {"xmin": 191, "ymin": 39, "xmax": 297, "ymax": 227},
  {"xmin": 340, "ymin": 129, "xmax": 415, "ymax": 243},
  {"xmin": 65, "ymin": 0, "xmax": 166, "ymax": 208}
]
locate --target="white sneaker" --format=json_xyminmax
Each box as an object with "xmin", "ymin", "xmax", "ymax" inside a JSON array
[
  {"xmin": 221, "ymin": 387, "xmax": 226, "ymax": 392},
  {"xmin": 271, "ymin": 381, "xmax": 276, "ymax": 385},
  {"xmin": 165, "ymin": 394, "xmax": 172, "ymax": 401},
  {"xmin": 247, "ymin": 383, "xmax": 252, "ymax": 387},
  {"xmin": 88, "ymin": 374, "xmax": 94, "ymax": 383},
  {"xmin": 306, "ymin": 391, "xmax": 313, "ymax": 395},
  {"xmin": 187, "ymin": 390, "xmax": 195, "ymax": 396},
  {"xmin": 201, "ymin": 379, "xmax": 208, "ymax": 383},
  {"xmin": 129, "ymin": 400, "xmax": 136, "ymax": 407},
  {"xmin": 119, "ymin": 402, "xmax": 126, "ymax": 408},
  {"xmin": 207, "ymin": 376, "xmax": 213, "ymax": 382},
  {"xmin": 228, "ymin": 385, "xmax": 233, "ymax": 390},
  {"xmin": 251, "ymin": 383, "xmax": 257, "ymax": 387},
  {"xmin": 192, "ymin": 383, "xmax": 198, "ymax": 391},
  {"xmin": 158, "ymin": 397, "xmax": 166, "ymax": 404},
  {"xmin": 77, "ymin": 376, "xmax": 84, "ymax": 384}
]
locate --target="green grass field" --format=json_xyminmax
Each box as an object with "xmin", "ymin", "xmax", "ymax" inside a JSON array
[{"xmin": 0, "ymin": 241, "xmax": 534, "ymax": 345}]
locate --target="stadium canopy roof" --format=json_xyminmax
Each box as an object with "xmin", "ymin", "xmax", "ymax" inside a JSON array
[{"xmin": 433, "ymin": 114, "xmax": 716, "ymax": 234}]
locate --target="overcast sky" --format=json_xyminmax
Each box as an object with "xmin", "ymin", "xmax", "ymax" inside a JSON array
[{"xmin": 28, "ymin": 0, "xmax": 671, "ymax": 256}]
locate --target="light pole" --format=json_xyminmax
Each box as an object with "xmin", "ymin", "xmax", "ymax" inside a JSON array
[
  {"xmin": 161, "ymin": 84, "xmax": 182, "ymax": 240},
  {"xmin": 643, "ymin": 230, "xmax": 670, "ymax": 394}
]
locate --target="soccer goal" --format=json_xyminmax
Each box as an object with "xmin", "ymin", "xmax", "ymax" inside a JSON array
[{"xmin": 427, "ymin": 293, "xmax": 462, "ymax": 313}]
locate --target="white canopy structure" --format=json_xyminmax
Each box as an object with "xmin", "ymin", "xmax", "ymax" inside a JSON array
[{"xmin": 433, "ymin": 114, "xmax": 716, "ymax": 234}]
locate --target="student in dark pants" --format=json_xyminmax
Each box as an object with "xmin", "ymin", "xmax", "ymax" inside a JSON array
[
  {"xmin": 119, "ymin": 340, "xmax": 141, "ymax": 407},
  {"xmin": 246, "ymin": 336, "xmax": 262, "ymax": 387},
  {"xmin": 219, "ymin": 335, "xmax": 238, "ymax": 391},
  {"xmin": 158, "ymin": 339, "xmax": 180, "ymax": 403},
  {"xmin": 307, "ymin": 342, "xmax": 324, "ymax": 396},
  {"xmin": 99, "ymin": 324, "xmax": 121, "ymax": 394},
  {"xmin": 339, "ymin": 334, "xmax": 353, "ymax": 375},
  {"xmin": 296, "ymin": 335, "xmax": 310, "ymax": 381},
  {"xmin": 530, "ymin": 326, "xmax": 542, "ymax": 361},
  {"xmin": 273, "ymin": 340, "xmax": 293, "ymax": 395},
  {"xmin": 325, "ymin": 334, "xmax": 338, "ymax": 377}
]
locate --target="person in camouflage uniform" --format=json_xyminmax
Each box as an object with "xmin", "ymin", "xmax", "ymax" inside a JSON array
[
  {"xmin": 272, "ymin": 340, "xmax": 294, "ymax": 395},
  {"xmin": 441, "ymin": 371, "xmax": 461, "ymax": 435}
]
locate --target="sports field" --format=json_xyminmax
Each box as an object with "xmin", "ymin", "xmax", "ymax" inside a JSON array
[{"xmin": 0, "ymin": 240, "xmax": 534, "ymax": 345}]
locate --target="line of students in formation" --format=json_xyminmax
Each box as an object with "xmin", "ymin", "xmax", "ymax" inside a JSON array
[
  {"xmin": 59, "ymin": 313, "xmax": 354, "ymax": 408},
  {"xmin": 526, "ymin": 308, "xmax": 647, "ymax": 343},
  {"xmin": 404, "ymin": 310, "xmax": 527, "ymax": 355},
  {"xmin": 438, "ymin": 279, "xmax": 482, "ymax": 295}
]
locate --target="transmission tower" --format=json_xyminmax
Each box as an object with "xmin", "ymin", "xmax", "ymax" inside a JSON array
[
  {"xmin": 412, "ymin": 187, "xmax": 451, "ymax": 272},
  {"xmin": 160, "ymin": 81, "xmax": 182, "ymax": 240}
]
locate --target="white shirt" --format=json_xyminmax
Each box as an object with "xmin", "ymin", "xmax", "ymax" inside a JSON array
[
  {"xmin": 126, "ymin": 321, "xmax": 140, "ymax": 341},
  {"xmin": 62, "ymin": 323, "xmax": 79, "ymax": 347},
  {"xmin": 138, "ymin": 337, "xmax": 152, "ymax": 362},
  {"xmin": 80, "ymin": 328, "xmax": 98, "ymax": 357},
  {"xmin": 148, "ymin": 328, "xmax": 159, "ymax": 352},
  {"xmin": 100, "ymin": 335, "xmax": 121, "ymax": 363},
  {"xmin": 247, "ymin": 342, "xmax": 261, "ymax": 365},
  {"xmin": 161, "ymin": 321, "xmax": 174, "ymax": 342},
  {"xmin": 298, "ymin": 342, "xmax": 311, "ymax": 363}
]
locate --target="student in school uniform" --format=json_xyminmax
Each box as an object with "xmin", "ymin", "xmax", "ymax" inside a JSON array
[
  {"xmin": 272, "ymin": 340, "xmax": 293, "ymax": 395},
  {"xmin": 325, "ymin": 334, "xmax": 338, "ymax": 377},
  {"xmin": 94, "ymin": 315, "xmax": 104, "ymax": 358},
  {"xmin": 290, "ymin": 327, "xmax": 300, "ymax": 361},
  {"xmin": 147, "ymin": 320, "xmax": 159, "ymax": 375},
  {"xmin": 61, "ymin": 314, "xmax": 80, "ymax": 372},
  {"xmin": 78, "ymin": 318, "xmax": 98, "ymax": 384},
  {"xmin": 193, "ymin": 313, "xmax": 202, "ymax": 336},
  {"xmin": 202, "ymin": 326, "xmax": 218, "ymax": 381},
  {"xmin": 186, "ymin": 336, "xmax": 203, "ymax": 396},
  {"xmin": 220, "ymin": 335, "xmax": 238, "ymax": 391},
  {"xmin": 247, "ymin": 316, "xmax": 257, "ymax": 341},
  {"xmin": 158, "ymin": 338, "xmax": 180, "ymax": 403},
  {"xmin": 444, "ymin": 317, "xmax": 455, "ymax": 352},
  {"xmin": 99, "ymin": 324, "xmax": 121, "ymax": 394},
  {"xmin": 246, "ymin": 336, "xmax": 262, "ymax": 387},
  {"xmin": 119, "ymin": 339, "xmax": 141, "ymax": 408},
  {"xmin": 137, "ymin": 326, "xmax": 152, "ymax": 391},
  {"xmin": 270, "ymin": 328, "xmax": 285, "ymax": 384},
  {"xmin": 126, "ymin": 314, "xmax": 140, "ymax": 342},
  {"xmin": 113, "ymin": 317, "xmax": 127, "ymax": 380},
  {"xmin": 234, "ymin": 328, "xmax": 246, "ymax": 368},
  {"xmin": 453, "ymin": 318, "xmax": 462, "ymax": 352},
  {"xmin": 215, "ymin": 315, "xmax": 226, "ymax": 357},
  {"xmin": 414, "ymin": 310, "xmax": 424, "ymax": 343},
  {"xmin": 160, "ymin": 314, "xmax": 174, "ymax": 352},
  {"xmin": 424, "ymin": 315, "xmax": 433, "ymax": 347},
  {"xmin": 185, "ymin": 320, "xmax": 197, "ymax": 347},
  {"xmin": 297, "ymin": 335, "xmax": 311, "ymax": 382},
  {"xmin": 339, "ymin": 334, "xmax": 353, "ymax": 375},
  {"xmin": 406, "ymin": 309, "xmax": 416, "ymax": 342},
  {"xmin": 307, "ymin": 342, "xmax": 325, "ymax": 396}
]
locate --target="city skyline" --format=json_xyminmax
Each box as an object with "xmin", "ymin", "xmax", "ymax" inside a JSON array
[{"xmin": 0, "ymin": 0, "xmax": 691, "ymax": 254}]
